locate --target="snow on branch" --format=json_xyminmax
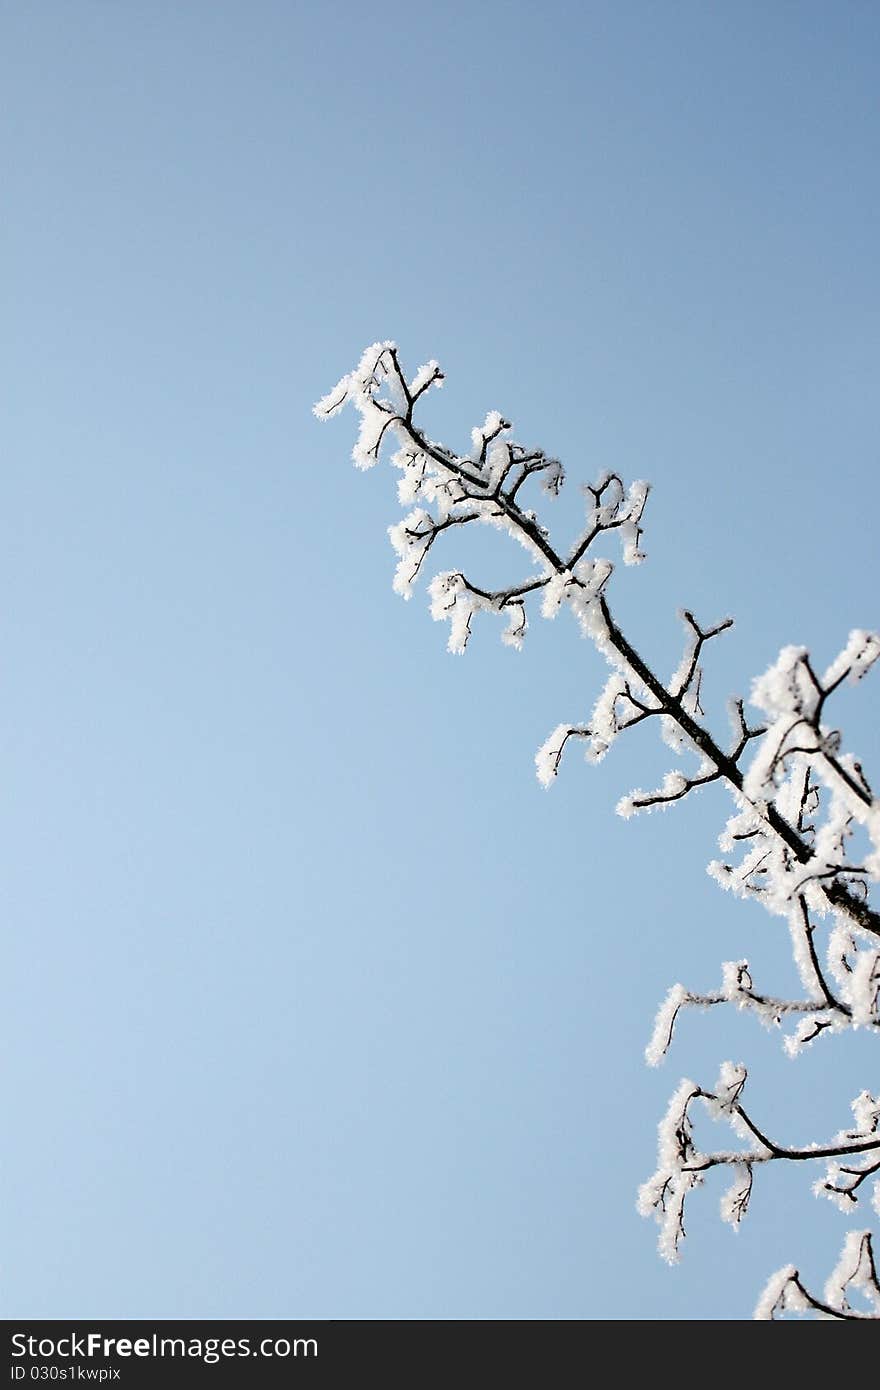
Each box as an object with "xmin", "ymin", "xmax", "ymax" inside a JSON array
[
  {"xmin": 316, "ymin": 343, "xmax": 650, "ymax": 660},
  {"xmin": 756, "ymin": 1232, "xmax": 880, "ymax": 1320},
  {"xmin": 640, "ymin": 1066, "xmax": 880, "ymax": 1267},
  {"xmin": 318, "ymin": 343, "xmax": 880, "ymax": 1319},
  {"xmin": 646, "ymin": 895, "xmax": 878, "ymax": 1067}
]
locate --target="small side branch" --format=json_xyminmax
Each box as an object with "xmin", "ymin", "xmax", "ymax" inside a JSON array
[{"xmin": 756, "ymin": 1233, "xmax": 880, "ymax": 1320}]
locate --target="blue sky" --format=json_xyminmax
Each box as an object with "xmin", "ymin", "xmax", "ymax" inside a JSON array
[{"xmin": 2, "ymin": 2, "xmax": 878, "ymax": 1319}]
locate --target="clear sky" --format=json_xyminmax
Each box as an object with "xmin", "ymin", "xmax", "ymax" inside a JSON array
[{"xmin": 2, "ymin": 1, "xmax": 878, "ymax": 1320}]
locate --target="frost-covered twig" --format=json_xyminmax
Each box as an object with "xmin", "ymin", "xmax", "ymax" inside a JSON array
[
  {"xmin": 639, "ymin": 1068, "xmax": 880, "ymax": 1267},
  {"xmin": 756, "ymin": 1232, "xmax": 880, "ymax": 1319},
  {"xmin": 317, "ymin": 343, "xmax": 880, "ymax": 1319},
  {"xmin": 646, "ymin": 896, "xmax": 878, "ymax": 1066},
  {"xmin": 316, "ymin": 342, "xmax": 879, "ymax": 941}
]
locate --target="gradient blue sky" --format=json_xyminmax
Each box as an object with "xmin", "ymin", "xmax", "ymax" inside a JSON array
[{"xmin": 3, "ymin": 2, "xmax": 878, "ymax": 1320}]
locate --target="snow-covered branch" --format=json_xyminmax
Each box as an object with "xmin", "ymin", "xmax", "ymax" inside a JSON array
[
  {"xmin": 646, "ymin": 895, "xmax": 878, "ymax": 1067},
  {"xmin": 639, "ymin": 1067, "xmax": 880, "ymax": 1266},
  {"xmin": 756, "ymin": 1231, "xmax": 880, "ymax": 1320},
  {"xmin": 317, "ymin": 342, "xmax": 880, "ymax": 1319}
]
